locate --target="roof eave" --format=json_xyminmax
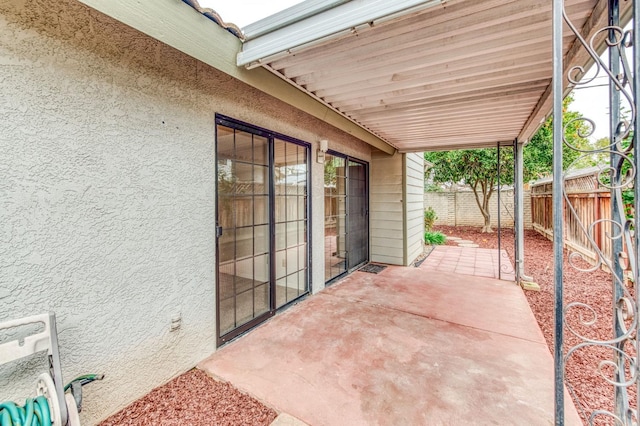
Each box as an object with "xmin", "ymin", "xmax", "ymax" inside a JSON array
[{"xmin": 75, "ymin": 0, "xmax": 396, "ymax": 155}]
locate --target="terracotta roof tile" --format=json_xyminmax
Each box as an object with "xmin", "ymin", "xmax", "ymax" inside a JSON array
[{"xmin": 182, "ymin": 0, "xmax": 244, "ymax": 40}]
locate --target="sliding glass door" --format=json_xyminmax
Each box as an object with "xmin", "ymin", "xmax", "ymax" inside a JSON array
[
  {"xmin": 324, "ymin": 153, "xmax": 368, "ymax": 283},
  {"xmin": 274, "ymin": 139, "xmax": 308, "ymax": 308},
  {"xmin": 216, "ymin": 124, "xmax": 271, "ymax": 339},
  {"xmin": 347, "ymin": 160, "xmax": 369, "ymax": 269},
  {"xmin": 215, "ymin": 116, "xmax": 309, "ymax": 344}
]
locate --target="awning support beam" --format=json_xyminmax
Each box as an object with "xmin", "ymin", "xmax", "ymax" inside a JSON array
[
  {"xmin": 552, "ymin": 0, "xmax": 565, "ymax": 422},
  {"xmin": 513, "ymin": 139, "xmax": 533, "ymax": 284}
]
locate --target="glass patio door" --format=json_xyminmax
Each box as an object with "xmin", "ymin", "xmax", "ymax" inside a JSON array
[
  {"xmin": 216, "ymin": 116, "xmax": 309, "ymax": 345},
  {"xmin": 324, "ymin": 155, "xmax": 347, "ymax": 281},
  {"xmin": 347, "ymin": 160, "xmax": 368, "ymax": 269},
  {"xmin": 216, "ymin": 124, "xmax": 271, "ymax": 342},
  {"xmin": 274, "ymin": 139, "xmax": 309, "ymax": 308}
]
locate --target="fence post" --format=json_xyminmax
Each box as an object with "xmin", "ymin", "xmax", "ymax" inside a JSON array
[{"xmin": 448, "ymin": 192, "xmax": 456, "ymax": 226}]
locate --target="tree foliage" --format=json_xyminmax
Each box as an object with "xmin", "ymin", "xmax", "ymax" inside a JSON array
[
  {"xmin": 424, "ymin": 95, "xmax": 590, "ymax": 232},
  {"xmin": 523, "ymin": 94, "xmax": 593, "ymax": 180},
  {"xmin": 424, "ymin": 148, "xmax": 513, "ymax": 232}
]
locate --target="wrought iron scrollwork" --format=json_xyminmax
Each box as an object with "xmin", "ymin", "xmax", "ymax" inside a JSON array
[
  {"xmin": 499, "ymin": 249, "xmax": 515, "ymax": 275},
  {"xmin": 559, "ymin": 1, "xmax": 638, "ymax": 424}
]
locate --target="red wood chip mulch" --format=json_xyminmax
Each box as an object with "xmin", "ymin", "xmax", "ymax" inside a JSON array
[{"xmin": 98, "ymin": 369, "xmax": 277, "ymax": 426}]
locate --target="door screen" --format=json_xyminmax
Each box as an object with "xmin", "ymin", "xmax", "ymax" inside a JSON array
[{"xmin": 324, "ymin": 154, "xmax": 368, "ymax": 283}]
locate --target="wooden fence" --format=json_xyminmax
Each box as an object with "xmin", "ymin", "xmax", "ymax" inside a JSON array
[{"xmin": 531, "ymin": 168, "xmax": 614, "ymax": 266}]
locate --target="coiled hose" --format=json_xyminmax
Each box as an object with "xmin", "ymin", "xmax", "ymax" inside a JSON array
[
  {"xmin": 0, "ymin": 374, "xmax": 103, "ymax": 426},
  {"xmin": 0, "ymin": 396, "xmax": 51, "ymax": 426}
]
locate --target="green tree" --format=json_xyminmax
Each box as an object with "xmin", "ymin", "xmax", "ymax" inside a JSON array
[
  {"xmin": 424, "ymin": 148, "xmax": 513, "ymax": 233},
  {"xmin": 523, "ymin": 95, "xmax": 593, "ymax": 180},
  {"xmin": 324, "ymin": 156, "xmax": 337, "ymax": 186},
  {"xmin": 424, "ymin": 95, "xmax": 590, "ymax": 232}
]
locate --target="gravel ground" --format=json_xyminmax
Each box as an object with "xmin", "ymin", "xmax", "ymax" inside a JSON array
[
  {"xmin": 98, "ymin": 369, "xmax": 277, "ymax": 426},
  {"xmin": 435, "ymin": 225, "xmax": 637, "ymax": 423}
]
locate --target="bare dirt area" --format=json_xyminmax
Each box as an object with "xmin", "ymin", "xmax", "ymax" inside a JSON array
[
  {"xmin": 435, "ymin": 225, "xmax": 636, "ymax": 423},
  {"xmin": 98, "ymin": 369, "xmax": 277, "ymax": 426}
]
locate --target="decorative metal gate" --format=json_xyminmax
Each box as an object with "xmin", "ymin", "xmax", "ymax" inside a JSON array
[{"xmin": 553, "ymin": 0, "xmax": 638, "ymax": 424}]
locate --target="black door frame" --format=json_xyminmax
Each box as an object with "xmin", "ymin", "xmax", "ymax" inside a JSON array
[
  {"xmin": 345, "ymin": 158, "xmax": 369, "ymax": 271},
  {"xmin": 215, "ymin": 114, "xmax": 312, "ymax": 346},
  {"xmin": 324, "ymin": 151, "xmax": 370, "ymax": 284}
]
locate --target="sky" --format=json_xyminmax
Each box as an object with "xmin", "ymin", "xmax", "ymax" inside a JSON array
[
  {"xmin": 571, "ymin": 77, "xmax": 610, "ymax": 141},
  {"xmin": 199, "ymin": 1, "xmax": 628, "ymax": 143},
  {"xmin": 197, "ymin": 0, "xmax": 301, "ymax": 28},
  {"xmin": 570, "ymin": 48, "xmax": 631, "ymax": 142}
]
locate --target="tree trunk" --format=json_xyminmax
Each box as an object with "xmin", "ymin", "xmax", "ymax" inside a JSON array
[
  {"xmin": 471, "ymin": 179, "xmax": 493, "ymax": 233},
  {"xmin": 481, "ymin": 215, "xmax": 493, "ymax": 233}
]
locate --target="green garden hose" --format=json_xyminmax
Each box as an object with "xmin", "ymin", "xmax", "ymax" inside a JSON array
[
  {"xmin": 0, "ymin": 396, "xmax": 51, "ymax": 426},
  {"xmin": 0, "ymin": 374, "xmax": 103, "ymax": 426},
  {"xmin": 63, "ymin": 375, "xmax": 103, "ymax": 393}
]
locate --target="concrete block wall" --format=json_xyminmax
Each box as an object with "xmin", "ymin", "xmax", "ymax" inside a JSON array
[{"xmin": 424, "ymin": 190, "xmax": 532, "ymax": 229}]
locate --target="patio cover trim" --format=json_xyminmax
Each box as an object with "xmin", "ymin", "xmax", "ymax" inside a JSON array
[
  {"xmin": 75, "ymin": 0, "xmax": 397, "ymax": 155},
  {"xmin": 242, "ymin": 0, "xmax": 351, "ymax": 40},
  {"xmin": 238, "ymin": 0, "xmax": 444, "ymax": 68}
]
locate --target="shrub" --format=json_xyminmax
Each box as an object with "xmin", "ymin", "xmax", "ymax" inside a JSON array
[
  {"xmin": 424, "ymin": 183, "xmax": 442, "ymax": 192},
  {"xmin": 424, "ymin": 207, "xmax": 437, "ymax": 232},
  {"xmin": 424, "ymin": 231, "xmax": 446, "ymax": 245}
]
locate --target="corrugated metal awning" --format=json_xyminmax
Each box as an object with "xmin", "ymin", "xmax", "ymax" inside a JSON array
[{"xmin": 237, "ymin": 0, "xmax": 628, "ymax": 152}]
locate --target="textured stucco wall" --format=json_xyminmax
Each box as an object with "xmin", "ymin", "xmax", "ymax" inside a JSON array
[{"xmin": 0, "ymin": 0, "xmax": 371, "ymax": 423}]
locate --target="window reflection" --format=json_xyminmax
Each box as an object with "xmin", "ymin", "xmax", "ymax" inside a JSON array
[
  {"xmin": 216, "ymin": 121, "xmax": 310, "ymax": 341},
  {"xmin": 324, "ymin": 154, "xmax": 347, "ymax": 281},
  {"xmin": 274, "ymin": 139, "xmax": 308, "ymax": 308}
]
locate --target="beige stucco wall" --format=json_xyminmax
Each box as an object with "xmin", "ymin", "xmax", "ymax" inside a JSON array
[{"xmin": 0, "ymin": 0, "xmax": 372, "ymax": 423}]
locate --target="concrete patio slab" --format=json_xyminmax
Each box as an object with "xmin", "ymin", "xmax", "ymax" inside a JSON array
[
  {"xmin": 270, "ymin": 413, "xmax": 309, "ymax": 426},
  {"xmin": 325, "ymin": 269, "xmax": 545, "ymax": 344},
  {"xmin": 422, "ymin": 246, "xmax": 516, "ymax": 281},
  {"xmin": 199, "ymin": 264, "xmax": 580, "ymax": 425}
]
